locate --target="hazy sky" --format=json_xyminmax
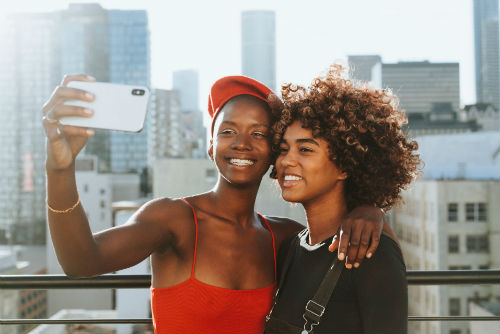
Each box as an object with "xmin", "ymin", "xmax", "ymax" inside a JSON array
[{"xmin": 2, "ymin": 0, "xmax": 480, "ymax": 115}]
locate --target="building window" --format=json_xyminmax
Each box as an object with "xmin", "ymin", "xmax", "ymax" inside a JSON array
[
  {"xmin": 100, "ymin": 200, "xmax": 106, "ymax": 209},
  {"xmin": 449, "ymin": 330, "xmax": 461, "ymax": 334},
  {"xmin": 465, "ymin": 203, "xmax": 487, "ymax": 222},
  {"xmin": 447, "ymin": 203, "xmax": 458, "ymax": 222},
  {"xmin": 100, "ymin": 188, "xmax": 106, "ymax": 195},
  {"xmin": 466, "ymin": 235, "xmax": 489, "ymax": 253},
  {"xmin": 479, "ymin": 264, "xmax": 489, "ymax": 270},
  {"xmin": 448, "ymin": 236, "xmax": 459, "ymax": 253},
  {"xmin": 449, "ymin": 298, "xmax": 460, "ymax": 316}
]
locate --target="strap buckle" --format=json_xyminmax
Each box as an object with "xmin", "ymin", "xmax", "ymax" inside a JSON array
[{"xmin": 305, "ymin": 300, "xmax": 325, "ymax": 318}]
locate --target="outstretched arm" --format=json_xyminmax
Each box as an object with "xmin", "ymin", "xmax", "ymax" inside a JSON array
[{"xmin": 44, "ymin": 75, "xmax": 171, "ymax": 277}]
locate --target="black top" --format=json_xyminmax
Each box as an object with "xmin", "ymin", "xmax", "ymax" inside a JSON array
[{"xmin": 270, "ymin": 230, "xmax": 408, "ymax": 334}]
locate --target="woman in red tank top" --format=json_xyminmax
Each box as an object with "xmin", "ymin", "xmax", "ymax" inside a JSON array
[{"xmin": 44, "ymin": 74, "xmax": 389, "ymax": 334}]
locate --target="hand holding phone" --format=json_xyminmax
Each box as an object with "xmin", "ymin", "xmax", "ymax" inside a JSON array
[{"xmin": 60, "ymin": 81, "xmax": 150, "ymax": 132}]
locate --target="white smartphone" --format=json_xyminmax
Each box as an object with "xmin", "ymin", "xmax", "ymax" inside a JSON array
[{"xmin": 60, "ymin": 81, "xmax": 150, "ymax": 133}]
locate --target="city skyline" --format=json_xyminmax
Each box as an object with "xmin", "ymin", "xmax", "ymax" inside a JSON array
[{"xmin": 1, "ymin": 0, "xmax": 488, "ymax": 120}]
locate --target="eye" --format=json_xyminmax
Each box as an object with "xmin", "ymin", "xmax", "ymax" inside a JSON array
[
  {"xmin": 219, "ymin": 129, "xmax": 235, "ymax": 135},
  {"xmin": 299, "ymin": 146, "xmax": 314, "ymax": 153},
  {"xmin": 252, "ymin": 131, "xmax": 267, "ymax": 137},
  {"xmin": 278, "ymin": 146, "xmax": 288, "ymax": 154}
]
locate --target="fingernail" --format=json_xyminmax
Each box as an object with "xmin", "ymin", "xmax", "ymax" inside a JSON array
[
  {"xmin": 354, "ymin": 262, "xmax": 360, "ymax": 268},
  {"xmin": 86, "ymin": 75, "xmax": 96, "ymax": 81},
  {"xmin": 338, "ymin": 253, "xmax": 345, "ymax": 261},
  {"xmin": 366, "ymin": 253, "xmax": 372, "ymax": 259},
  {"xmin": 85, "ymin": 93, "xmax": 94, "ymax": 99},
  {"xmin": 346, "ymin": 263, "xmax": 352, "ymax": 269},
  {"xmin": 86, "ymin": 129, "xmax": 94, "ymax": 136},
  {"xmin": 83, "ymin": 108, "xmax": 93, "ymax": 115}
]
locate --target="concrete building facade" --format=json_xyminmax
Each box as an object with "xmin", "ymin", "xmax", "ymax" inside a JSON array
[
  {"xmin": 381, "ymin": 61, "xmax": 460, "ymax": 120},
  {"xmin": 388, "ymin": 132, "xmax": 500, "ymax": 334}
]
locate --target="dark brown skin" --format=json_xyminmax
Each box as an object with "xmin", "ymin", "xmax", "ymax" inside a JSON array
[{"xmin": 43, "ymin": 75, "xmax": 389, "ymax": 291}]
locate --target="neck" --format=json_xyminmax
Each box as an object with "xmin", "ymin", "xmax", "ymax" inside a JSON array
[
  {"xmin": 209, "ymin": 176, "xmax": 262, "ymax": 226},
  {"xmin": 302, "ymin": 185, "xmax": 347, "ymax": 246}
]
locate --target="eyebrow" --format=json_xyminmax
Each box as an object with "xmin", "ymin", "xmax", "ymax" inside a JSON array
[
  {"xmin": 281, "ymin": 138, "xmax": 320, "ymax": 147},
  {"xmin": 221, "ymin": 121, "xmax": 269, "ymax": 128}
]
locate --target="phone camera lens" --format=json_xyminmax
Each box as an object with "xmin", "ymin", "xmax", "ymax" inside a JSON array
[{"xmin": 132, "ymin": 89, "xmax": 145, "ymax": 96}]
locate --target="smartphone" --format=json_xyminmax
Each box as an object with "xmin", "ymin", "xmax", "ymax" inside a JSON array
[{"xmin": 60, "ymin": 81, "xmax": 150, "ymax": 133}]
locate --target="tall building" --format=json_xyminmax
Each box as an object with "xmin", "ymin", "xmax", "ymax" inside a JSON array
[
  {"xmin": 347, "ymin": 55, "xmax": 382, "ymax": 84},
  {"xmin": 58, "ymin": 4, "xmax": 151, "ymax": 173},
  {"xmin": 173, "ymin": 69, "xmax": 207, "ymax": 158},
  {"xmin": 148, "ymin": 89, "xmax": 183, "ymax": 166},
  {"xmin": 473, "ymin": 0, "xmax": 500, "ymax": 109},
  {"xmin": 173, "ymin": 69, "xmax": 199, "ymax": 112},
  {"xmin": 389, "ymin": 132, "xmax": 500, "ymax": 334},
  {"xmin": 0, "ymin": 3, "xmax": 150, "ymax": 246},
  {"xmin": 382, "ymin": 61, "xmax": 460, "ymax": 121},
  {"xmin": 241, "ymin": 10, "xmax": 276, "ymax": 91},
  {"xmin": 0, "ymin": 13, "xmax": 59, "ymax": 245}
]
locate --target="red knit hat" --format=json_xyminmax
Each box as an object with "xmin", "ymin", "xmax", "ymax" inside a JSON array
[{"xmin": 208, "ymin": 75, "xmax": 273, "ymax": 136}]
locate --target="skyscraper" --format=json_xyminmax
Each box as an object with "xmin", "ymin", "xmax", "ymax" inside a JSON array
[
  {"xmin": 58, "ymin": 4, "xmax": 151, "ymax": 173},
  {"xmin": 173, "ymin": 69, "xmax": 206, "ymax": 158},
  {"xmin": 241, "ymin": 10, "xmax": 276, "ymax": 91},
  {"xmin": 473, "ymin": 0, "xmax": 500, "ymax": 109},
  {"xmin": 0, "ymin": 13, "xmax": 59, "ymax": 244},
  {"xmin": 173, "ymin": 69, "xmax": 199, "ymax": 112}
]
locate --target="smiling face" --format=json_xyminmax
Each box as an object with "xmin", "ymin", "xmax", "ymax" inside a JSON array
[
  {"xmin": 209, "ymin": 96, "xmax": 272, "ymax": 187},
  {"xmin": 276, "ymin": 121, "xmax": 347, "ymax": 205}
]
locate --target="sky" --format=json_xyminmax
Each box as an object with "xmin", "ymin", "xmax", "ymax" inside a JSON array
[{"xmin": 1, "ymin": 0, "xmax": 480, "ymax": 116}]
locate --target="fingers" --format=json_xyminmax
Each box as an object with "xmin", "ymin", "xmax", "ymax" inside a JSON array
[
  {"xmin": 353, "ymin": 228, "xmax": 372, "ymax": 267},
  {"xmin": 345, "ymin": 223, "xmax": 363, "ymax": 269},
  {"xmin": 61, "ymin": 74, "xmax": 96, "ymax": 86},
  {"xmin": 47, "ymin": 104, "xmax": 93, "ymax": 120},
  {"xmin": 60, "ymin": 124, "xmax": 95, "ymax": 137},
  {"xmin": 328, "ymin": 234, "xmax": 339, "ymax": 252},
  {"xmin": 337, "ymin": 224, "xmax": 351, "ymax": 262},
  {"xmin": 43, "ymin": 74, "xmax": 95, "ymax": 115},
  {"xmin": 366, "ymin": 229, "xmax": 381, "ymax": 260}
]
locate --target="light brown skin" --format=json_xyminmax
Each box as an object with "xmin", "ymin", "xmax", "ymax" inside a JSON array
[{"xmin": 43, "ymin": 75, "xmax": 388, "ymax": 292}]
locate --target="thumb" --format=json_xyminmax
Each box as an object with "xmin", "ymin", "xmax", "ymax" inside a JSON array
[{"xmin": 329, "ymin": 234, "xmax": 339, "ymax": 252}]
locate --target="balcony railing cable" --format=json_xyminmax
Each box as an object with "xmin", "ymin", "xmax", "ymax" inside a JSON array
[{"xmin": 1, "ymin": 270, "xmax": 499, "ymax": 326}]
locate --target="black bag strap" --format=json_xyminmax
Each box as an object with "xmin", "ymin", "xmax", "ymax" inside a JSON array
[
  {"xmin": 265, "ymin": 229, "xmax": 306, "ymax": 322},
  {"xmin": 302, "ymin": 249, "xmax": 344, "ymax": 333}
]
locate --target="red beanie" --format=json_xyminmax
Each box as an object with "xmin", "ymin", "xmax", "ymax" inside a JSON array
[{"xmin": 208, "ymin": 75, "xmax": 273, "ymax": 136}]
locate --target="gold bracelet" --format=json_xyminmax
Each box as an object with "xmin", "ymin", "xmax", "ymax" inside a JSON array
[{"xmin": 47, "ymin": 196, "xmax": 80, "ymax": 214}]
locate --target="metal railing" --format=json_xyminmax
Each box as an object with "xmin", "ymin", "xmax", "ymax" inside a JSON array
[{"xmin": 1, "ymin": 270, "xmax": 499, "ymax": 326}]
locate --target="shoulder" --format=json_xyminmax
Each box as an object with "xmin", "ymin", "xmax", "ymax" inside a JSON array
[
  {"xmin": 354, "ymin": 234, "xmax": 406, "ymax": 284},
  {"xmin": 131, "ymin": 197, "xmax": 197, "ymax": 241},
  {"xmin": 260, "ymin": 215, "xmax": 304, "ymax": 249}
]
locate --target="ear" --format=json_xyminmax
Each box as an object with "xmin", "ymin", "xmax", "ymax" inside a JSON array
[
  {"xmin": 339, "ymin": 171, "xmax": 348, "ymax": 181},
  {"xmin": 208, "ymin": 139, "xmax": 214, "ymax": 161}
]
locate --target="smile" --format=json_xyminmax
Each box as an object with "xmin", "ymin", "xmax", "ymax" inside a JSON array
[
  {"xmin": 284, "ymin": 175, "xmax": 302, "ymax": 181},
  {"xmin": 229, "ymin": 158, "xmax": 255, "ymax": 166}
]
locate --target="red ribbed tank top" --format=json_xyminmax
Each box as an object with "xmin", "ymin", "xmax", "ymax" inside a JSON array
[{"xmin": 151, "ymin": 198, "xmax": 277, "ymax": 334}]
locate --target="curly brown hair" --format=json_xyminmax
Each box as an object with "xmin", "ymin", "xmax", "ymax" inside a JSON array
[{"xmin": 269, "ymin": 65, "xmax": 421, "ymax": 211}]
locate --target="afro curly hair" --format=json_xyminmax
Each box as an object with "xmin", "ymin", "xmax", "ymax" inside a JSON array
[{"xmin": 270, "ymin": 65, "xmax": 421, "ymax": 211}]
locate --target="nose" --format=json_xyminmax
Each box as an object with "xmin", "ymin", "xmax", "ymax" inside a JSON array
[{"xmin": 231, "ymin": 133, "xmax": 251, "ymax": 151}]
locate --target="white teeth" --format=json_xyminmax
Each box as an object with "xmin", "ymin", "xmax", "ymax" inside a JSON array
[
  {"xmin": 230, "ymin": 159, "xmax": 255, "ymax": 166},
  {"xmin": 284, "ymin": 175, "xmax": 302, "ymax": 181}
]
